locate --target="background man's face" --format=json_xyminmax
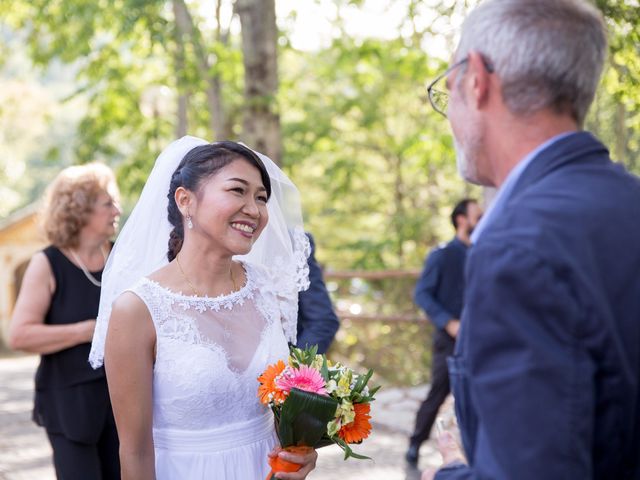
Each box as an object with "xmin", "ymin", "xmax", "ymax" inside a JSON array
[
  {"xmin": 467, "ymin": 203, "xmax": 482, "ymax": 234},
  {"xmin": 463, "ymin": 202, "xmax": 483, "ymax": 235}
]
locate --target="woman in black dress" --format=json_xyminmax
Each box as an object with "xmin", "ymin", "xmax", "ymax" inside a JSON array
[{"xmin": 9, "ymin": 163, "xmax": 122, "ymax": 479}]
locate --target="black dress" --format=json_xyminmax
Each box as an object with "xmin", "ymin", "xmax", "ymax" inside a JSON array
[{"xmin": 34, "ymin": 246, "xmax": 120, "ymax": 479}]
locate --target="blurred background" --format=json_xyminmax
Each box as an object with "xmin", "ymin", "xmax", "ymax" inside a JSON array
[{"xmin": 0, "ymin": 0, "xmax": 638, "ymax": 385}]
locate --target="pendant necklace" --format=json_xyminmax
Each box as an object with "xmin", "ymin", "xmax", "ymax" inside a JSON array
[
  {"xmin": 69, "ymin": 247, "xmax": 107, "ymax": 288},
  {"xmin": 175, "ymin": 255, "xmax": 238, "ymax": 297}
]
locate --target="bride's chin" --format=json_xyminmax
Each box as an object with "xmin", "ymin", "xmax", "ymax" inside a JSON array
[{"xmin": 233, "ymin": 242, "xmax": 254, "ymax": 256}]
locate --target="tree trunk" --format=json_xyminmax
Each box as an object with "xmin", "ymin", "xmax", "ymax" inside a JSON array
[
  {"xmin": 173, "ymin": 0, "xmax": 228, "ymax": 139},
  {"xmin": 234, "ymin": 0, "xmax": 282, "ymax": 165},
  {"xmin": 172, "ymin": 0, "xmax": 189, "ymax": 137},
  {"xmin": 176, "ymin": 93, "xmax": 189, "ymax": 137},
  {"xmin": 212, "ymin": 1, "xmax": 232, "ymax": 140}
]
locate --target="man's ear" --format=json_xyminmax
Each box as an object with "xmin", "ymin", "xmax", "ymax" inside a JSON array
[
  {"xmin": 466, "ymin": 51, "xmax": 491, "ymax": 110},
  {"xmin": 175, "ymin": 186, "xmax": 192, "ymax": 216}
]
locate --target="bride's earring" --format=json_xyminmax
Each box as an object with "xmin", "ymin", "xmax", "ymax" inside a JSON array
[{"xmin": 187, "ymin": 214, "xmax": 193, "ymax": 230}]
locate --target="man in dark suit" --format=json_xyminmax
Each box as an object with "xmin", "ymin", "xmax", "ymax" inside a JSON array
[
  {"xmin": 405, "ymin": 199, "xmax": 482, "ymax": 467},
  {"xmin": 296, "ymin": 233, "xmax": 340, "ymax": 354},
  {"xmin": 422, "ymin": 1, "xmax": 640, "ymax": 479}
]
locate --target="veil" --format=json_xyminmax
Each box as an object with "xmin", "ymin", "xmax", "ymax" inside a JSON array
[{"xmin": 89, "ymin": 136, "xmax": 310, "ymax": 368}]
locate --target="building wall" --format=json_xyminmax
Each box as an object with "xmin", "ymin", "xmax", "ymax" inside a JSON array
[{"xmin": 0, "ymin": 213, "xmax": 46, "ymax": 348}]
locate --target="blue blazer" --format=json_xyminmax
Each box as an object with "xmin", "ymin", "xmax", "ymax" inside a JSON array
[
  {"xmin": 296, "ymin": 233, "xmax": 340, "ymax": 354},
  {"xmin": 437, "ymin": 132, "xmax": 640, "ymax": 480}
]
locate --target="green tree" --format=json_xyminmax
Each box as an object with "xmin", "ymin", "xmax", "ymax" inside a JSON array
[
  {"xmin": 280, "ymin": 36, "xmax": 476, "ymax": 270},
  {"xmin": 588, "ymin": 0, "xmax": 640, "ymax": 173},
  {"xmin": 1, "ymin": 0, "xmax": 637, "ymax": 268},
  {"xmin": 0, "ymin": 0, "xmax": 247, "ymax": 204}
]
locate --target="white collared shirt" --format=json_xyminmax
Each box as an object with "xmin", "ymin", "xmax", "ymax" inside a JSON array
[{"xmin": 471, "ymin": 131, "xmax": 576, "ymax": 244}]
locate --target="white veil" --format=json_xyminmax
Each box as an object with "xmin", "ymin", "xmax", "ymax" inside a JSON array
[{"xmin": 89, "ymin": 136, "xmax": 310, "ymax": 368}]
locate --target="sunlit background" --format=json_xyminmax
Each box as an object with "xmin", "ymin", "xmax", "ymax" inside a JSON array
[{"xmin": 1, "ymin": 0, "xmax": 638, "ymax": 382}]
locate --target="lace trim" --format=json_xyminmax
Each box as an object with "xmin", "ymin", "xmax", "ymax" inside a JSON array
[
  {"xmin": 291, "ymin": 227, "xmax": 311, "ymax": 292},
  {"xmin": 139, "ymin": 262, "xmax": 255, "ymax": 313},
  {"xmin": 269, "ymin": 227, "xmax": 310, "ymax": 342},
  {"xmin": 129, "ymin": 263, "xmax": 279, "ymax": 378}
]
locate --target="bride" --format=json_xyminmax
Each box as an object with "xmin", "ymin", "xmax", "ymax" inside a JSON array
[{"xmin": 89, "ymin": 137, "xmax": 317, "ymax": 479}]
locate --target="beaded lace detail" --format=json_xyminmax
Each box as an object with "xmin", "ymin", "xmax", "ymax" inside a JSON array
[{"xmin": 127, "ymin": 262, "xmax": 291, "ymax": 431}]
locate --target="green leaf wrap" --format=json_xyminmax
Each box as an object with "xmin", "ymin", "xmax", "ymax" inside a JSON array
[{"xmin": 277, "ymin": 388, "xmax": 339, "ymax": 448}]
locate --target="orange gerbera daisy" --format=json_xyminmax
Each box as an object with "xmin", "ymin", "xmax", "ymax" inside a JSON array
[
  {"xmin": 338, "ymin": 402, "xmax": 372, "ymax": 443},
  {"xmin": 257, "ymin": 359, "xmax": 287, "ymax": 405}
]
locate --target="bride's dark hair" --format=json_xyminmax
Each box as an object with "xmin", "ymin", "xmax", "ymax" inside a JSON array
[{"xmin": 166, "ymin": 141, "xmax": 271, "ymax": 261}]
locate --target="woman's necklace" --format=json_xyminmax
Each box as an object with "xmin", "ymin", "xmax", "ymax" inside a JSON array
[
  {"xmin": 175, "ymin": 254, "xmax": 237, "ymax": 297},
  {"xmin": 69, "ymin": 247, "xmax": 107, "ymax": 288}
]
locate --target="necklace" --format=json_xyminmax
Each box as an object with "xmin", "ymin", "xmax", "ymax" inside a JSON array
[
  {"xmin": 69, "ymin": 247, "xmax": 107, "ymax": 288},
  {"xmin": 230, "ymin": 265, "xmax": 238, "ymax": 291},
  {"xmin": 175, "ymin": 254, "xmax": 237, "ymax": 297}
]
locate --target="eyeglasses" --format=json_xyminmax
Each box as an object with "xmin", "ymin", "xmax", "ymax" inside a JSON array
[
  {"xmin": 426, "ymin": 56, "xmax": 494, "ymax": 118},
  {"xmin": 426, "ymin": 58, "xmax": 469, "ymax": 118}
]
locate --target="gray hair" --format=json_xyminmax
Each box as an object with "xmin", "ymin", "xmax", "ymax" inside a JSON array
[{"xmin": 456, "ymin": 0, "xmax": 607, "ymax": 126}]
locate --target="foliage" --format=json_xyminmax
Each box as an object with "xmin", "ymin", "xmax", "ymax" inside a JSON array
[
  {"xmin": 588, "ymin": 0, "xmax": 640, "ymax": 173},
  {"xmin": 3, "ymin": 0, "xmax": 637, "ymax": 385},
  {"xmin": 280, "ymin": 36, "xmax": 476, "ymax": 269},
  {"xmin": 1, "ymin": 0, "xmax": 638, "ymax": 265},
  {"xmin": 0, "ymin": 0, "xmax": 245, "ymax": 209},
  {"xmin": 329, "ymin": 317, "xmax": 432, "ymax": 387},
  {"xmin": 324, "ymin": 274, "xmax": 433, "ymax": 387},
  {"xmin": 0, "ymin": 26, "xmax": 82, "ymax": 216}
]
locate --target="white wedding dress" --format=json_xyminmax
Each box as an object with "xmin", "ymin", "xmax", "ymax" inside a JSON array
[{"xmin": 127, "ymin": 261, "xmax": 290, "ymax": 479}]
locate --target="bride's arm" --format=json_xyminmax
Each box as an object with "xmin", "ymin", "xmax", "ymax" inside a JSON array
[{"xmin": 105, "ymin": 292, "xmax": 157, "ymax": 480}]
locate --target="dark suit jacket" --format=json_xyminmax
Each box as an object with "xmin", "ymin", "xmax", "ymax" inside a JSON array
[
  {"xmin": 437, "ymin": 132, "xmax": 640, "ymax": 479},
  {"xmin": 296, "ymin": 233, "xmax": 340, "ymax": 354},
  {"xmin": 414, "ymin": 236, "xmax": 467, "ymax": 351}
]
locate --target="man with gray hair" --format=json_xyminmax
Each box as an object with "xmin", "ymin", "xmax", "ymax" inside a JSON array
[{"xmin": 422, "ymin": 0, "xmax": 640, "ymax": 479}]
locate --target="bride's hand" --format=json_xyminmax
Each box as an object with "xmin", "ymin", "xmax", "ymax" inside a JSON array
[{"xmin": 267, "ymin": 446, "xmax": 318, "ymax": 479}]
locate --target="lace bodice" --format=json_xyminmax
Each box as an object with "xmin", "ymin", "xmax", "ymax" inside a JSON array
[{"xmin": 127, "ymin": 262, "xmax": 291, "ymax": 431}]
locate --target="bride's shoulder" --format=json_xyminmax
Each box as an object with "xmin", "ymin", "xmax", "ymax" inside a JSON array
[
  {"xmin": 111, "ymin": 289, "xmax": 153, "ymax": 326},
  {"xmin": 114, "ymin": 289, "xmax": 148, "ymax": 310},
  {"xmin": 108, "ymin": 290, "xmax": 155, "ymax": 351}
]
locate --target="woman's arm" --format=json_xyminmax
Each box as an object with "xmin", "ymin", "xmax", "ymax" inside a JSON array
[
  {"xmin": 8, "ymin": 252, "xmax": 96, "ymax": 354},
  {"xmin": 105, "ymin": 292, "xmax": 156, "ymax": 480}
]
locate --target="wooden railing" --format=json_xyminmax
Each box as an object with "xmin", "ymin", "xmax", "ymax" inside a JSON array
[
  {"xmin": 321, "ymin": 269, "xmax": 433, "ymax": 387},
  {"xmin": 325, "ymin": 268, "xmax": 425, "ymax": 322}
]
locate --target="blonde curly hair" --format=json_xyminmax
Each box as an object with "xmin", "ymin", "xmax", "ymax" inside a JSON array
[{"xmin": 41, "ymin": 163, "xmax": 118, "ymax": 249}]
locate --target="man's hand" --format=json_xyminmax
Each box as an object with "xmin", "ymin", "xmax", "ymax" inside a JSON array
[
  {"xmin": 420, "ymin": 431, "xmax": 466, "ymax": 480},
  {"xmin": 445, "ymin": 319, "xmax": 460, "ymax": 338}
]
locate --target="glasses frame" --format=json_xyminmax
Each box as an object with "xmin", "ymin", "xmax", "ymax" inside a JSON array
[{"xmin": 426, "ymin": 56, "xmax": 494, "ymax": 118}]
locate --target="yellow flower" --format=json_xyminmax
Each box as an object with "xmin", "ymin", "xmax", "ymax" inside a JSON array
[
  {"xmin": 311, "ymin": 354, "xmax": 324, "ymax": 370},
  {"xmin": 336, "ymin": 370, "xmax": 353, "ymax": 398},
  {"xmin": 337, "ymin": 399, "xmax": 355, "ymax": 424},
  {"xmin": 326, "ymin": 379, "xmax": 338, "ymax": 394}
]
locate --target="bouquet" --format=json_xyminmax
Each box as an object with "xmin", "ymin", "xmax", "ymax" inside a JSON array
[{"xmin": 257, "ymin": 345, "xmax": 380, "ymax": 479}]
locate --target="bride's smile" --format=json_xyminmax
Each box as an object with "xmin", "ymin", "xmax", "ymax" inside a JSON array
[{"xmin": 185, "ymin": 159, "xmax": 269, "ymax": 256}]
